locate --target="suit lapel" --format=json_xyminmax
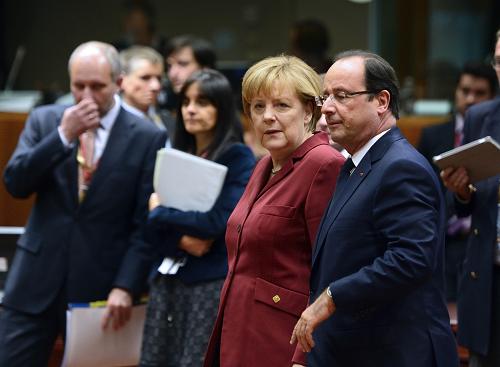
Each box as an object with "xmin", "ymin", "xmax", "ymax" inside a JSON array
[
  {"xmin": 483, "ymin": 99, "xmax": 500, "ymax": 141},
  {"xmin": 312, "ymin": 127, "xmax": 405, "ymax": 265},
  {"xmin": 313, "ymin": 158, "xmax": 372, "ymax": 263},
  {"xmin": 252, "ymin": 133, "xmax": 330, "ymax": 203}
]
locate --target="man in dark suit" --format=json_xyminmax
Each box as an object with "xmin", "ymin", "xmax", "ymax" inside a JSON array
[
  {"xmin": 441, "ymin": 29, "xmax": 500, "ymax": 367},
  {"xmin": 291, "ymin": 50, "xmax": 458, "ymax": 367},
  {"xmin": 0, "ymin": 41, "xmax": 166, "ymax": 366},
  {"xmin": 418, "ymin": 62, "xmax": 498, "ymax": 301}
]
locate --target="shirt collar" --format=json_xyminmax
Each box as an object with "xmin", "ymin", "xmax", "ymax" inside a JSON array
[
  {"xmin": 454, "ymin": 113, "xmax": 464, "ymax": 133},
  {"xmin": 100, "ymin": 94, "xmax": 121, "ymax": 131},
  {"xmin": 351, "ymin": 129, "xmax": 390, "ymax": 167},
  {"xmin": 121, "ymin": 99, "xmax": 148, "ymax": 119}
]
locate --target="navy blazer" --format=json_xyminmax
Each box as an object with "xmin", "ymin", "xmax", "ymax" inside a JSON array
[
  {"xmin": 309, "ymin": 128, "xmax": 458, "ymax": 367},
  {"xmin": 455, "ymin": 97, "xmax": 500, "ymax": 356},
  {"xmin": 3, "ymin": 104, "xmax": 167, "ymax": 314},
  {"xmin": 145, "ymin": 143, "xmax": 255, "ymax": 284},
  {"xmin": 418, "ymin": 119, "xmax": 455, "ymax": 177}
]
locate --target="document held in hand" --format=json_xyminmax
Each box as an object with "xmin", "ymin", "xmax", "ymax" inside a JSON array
[
  {"xmin": 432, "ymin": 136, "xmax": 500, "ymax": 183},
  {"xmin": 62, "ymin": 303, "xmax": 146, "ymax": 367},
  {"xmin": 153, "ymin": 148, "xmax": 228, "ymax": 211}
]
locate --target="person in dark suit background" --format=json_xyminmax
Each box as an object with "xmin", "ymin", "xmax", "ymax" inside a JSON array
[
  {"xmin": 291, "ymin": 50, "xmax": 458, "ymax": 367},
  {"xmin": 120, "ymin": 45, "xmax": 176, "ymax": 145},
  {"xmin": 418, "ymin": 62, "xmax": 498, "ymax": 301},
  {"xmin": 113, "ymin": 0, "xmax": 168, "ymax": 55},
  {"xmin": 289, "ymin": 19, "xmax": 332, "ymax": 74},
  {"xmin": 0, "ymin": 41, "xmax": 166, "ymax": 367},
  {"xmin": 441, "ymin": 29, "xmax": 500, "ymax": 367}
]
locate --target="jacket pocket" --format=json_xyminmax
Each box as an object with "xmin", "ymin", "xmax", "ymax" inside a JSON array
[
  {"xmin": 260, "ymin": 205, "xmax": 297, "ymax": 218},
  {"xmin": 254, "ymin": 277, "xmax": 308, "ymax": 317}
]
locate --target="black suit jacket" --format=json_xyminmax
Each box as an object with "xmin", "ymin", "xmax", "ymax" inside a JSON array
[
  {"xmin": 455, "ymin": 97, "xmax": 500, "ymax": 355},
  {"xmin": 417, "ymin": 118, "xmax": 455, "ymax": 174},
  {"xmin": 2, "ymin": 104, "xmax": 166, "ymax": 314}
]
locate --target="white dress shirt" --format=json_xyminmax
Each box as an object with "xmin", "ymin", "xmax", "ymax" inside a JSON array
[{"xmin": 351, "ymin": 129, "xmax": 391, "ymax": 168}]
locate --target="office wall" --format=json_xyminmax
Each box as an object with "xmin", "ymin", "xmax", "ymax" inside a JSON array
[{"xmin": 3, "ymin": 0, "xmax": 370, "ymax": 91}]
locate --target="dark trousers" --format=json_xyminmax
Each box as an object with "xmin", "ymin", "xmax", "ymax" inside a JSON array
[
  {"xmin": 0, "ymin": 291, "xmax": 66, "ymax": 367},
  {"xmin": 469, "ymin": 267, "xmax": 500, "ymax": 367}
]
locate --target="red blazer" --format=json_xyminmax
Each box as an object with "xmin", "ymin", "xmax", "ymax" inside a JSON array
[{"xmin": 204, "ymin": 132, "xmax": 344, "ymax": 367}]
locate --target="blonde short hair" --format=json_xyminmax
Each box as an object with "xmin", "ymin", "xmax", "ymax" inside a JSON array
[
  {"xmin": 120, "ymin": 46, "xmax": 164, "ymax": 75},
  {"xmin": 242, "ymin": 55, "xmax": 322, "ymax": 132}
]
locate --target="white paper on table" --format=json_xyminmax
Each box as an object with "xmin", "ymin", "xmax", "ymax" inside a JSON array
[
  {"xmin": 153, "ymin": 148, "xmax": 228, "ymax": 212},
  {"xmin": 62, "ymin": 304, "xmax": 146, "ymax": 367}
]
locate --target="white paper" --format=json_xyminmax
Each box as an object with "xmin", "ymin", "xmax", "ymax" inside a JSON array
[
  {"xmin": 153, "ymin": 148, "xmax": 228, "ymax": 212},
  {"xmin": 62, "ymin": 304, "xmax": 146, "ymax": 367},
  {"xmin": 157, "ymin": 256, "xmax": 186, "ymax": 275}
]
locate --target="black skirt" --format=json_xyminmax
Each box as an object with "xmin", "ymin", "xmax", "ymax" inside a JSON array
[{"xmin": 139, "ymin": 275, "xmax": 224, "ymax": 367}]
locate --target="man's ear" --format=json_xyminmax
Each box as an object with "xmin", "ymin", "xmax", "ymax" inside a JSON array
[
  {"xmin": 115, "ymin": 75, "xmax": 123, "ymax": 89},
  {"xmin": 376, "ymin": 90, "xmax": 390, "ymax": 114}
]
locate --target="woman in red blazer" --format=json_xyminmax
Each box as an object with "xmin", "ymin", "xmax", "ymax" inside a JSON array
[{"xmin": 204, "ymin": 55, "xmax": 345, "ymax": 367}]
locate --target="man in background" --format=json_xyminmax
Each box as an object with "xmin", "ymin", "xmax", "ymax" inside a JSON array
[
  {"xmin": 120, "ymin": 45, "xmax": 175, "ymax": 144},
  {"xmin": 441, "ymin": 29, "xmax": 500, "ymax": 367},
  {"xmin": 113, "ymin": 0, "xmax": 168, "ymax": 54},
  {"xmin": 418, "ymin": 62, "xmax": 498, "ymax": 301},
  {"xmin": 289, "ymin": 19, "xmax": 332, "ymax": 74},
  {"xmin": 159, "ymin": 35, "xmax": 216, "ymax": 113},
  {"xmin": 0, "ymin": 41, "xmax": 166, "ymax": 366}
]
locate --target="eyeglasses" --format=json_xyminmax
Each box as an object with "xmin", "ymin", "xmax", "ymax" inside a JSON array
[
  {"xmin": 491, "ymin": 58, "xmax": 500, "ymax": 69},
  {"xmin": 315, "ymin": 90, "xmax": 377, "ymax": 106}
]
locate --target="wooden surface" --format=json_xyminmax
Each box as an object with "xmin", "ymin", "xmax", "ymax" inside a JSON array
[
  {"xmin": 0, "ymin": 112, "xmax": 449, "ymax": 227},
  {"xmin": 397, "ymin": 114, "xmax": 448, "ymax": 147},
  {"xmin": 0, "ymin": 112, "xmax": 34, "ymax": 226}
]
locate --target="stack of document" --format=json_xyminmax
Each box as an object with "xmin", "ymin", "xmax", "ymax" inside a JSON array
[
  {"xmin": 62, "ymin": 303, "xmax": 146, "ymax": 367},
  {"xmin": 153, "ymin": 148, "xmax": 228, "ymax": 212}
]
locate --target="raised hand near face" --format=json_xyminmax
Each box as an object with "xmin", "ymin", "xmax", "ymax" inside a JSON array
[{"xmin": 60, "ymin": 98, "xmax": 100, "ymax": 142}]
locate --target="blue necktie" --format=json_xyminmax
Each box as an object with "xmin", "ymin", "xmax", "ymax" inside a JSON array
[{"xmin": 335, "ymin": 158, "xmax": 355, "ymax": 196}]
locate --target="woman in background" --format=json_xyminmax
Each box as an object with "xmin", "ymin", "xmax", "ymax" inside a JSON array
[
  {"xmin": 204, "ymin": 55, "xmax": 345, "ymax": 367},
  {"xmin": 139, "ymin": 69, "xmax": 255, "ymax": 367}
]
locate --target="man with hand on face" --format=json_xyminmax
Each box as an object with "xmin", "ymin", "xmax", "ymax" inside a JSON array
[
  {"xmin": 0, "ymin": 41, "xmax": 166, "ymax": 367},
  {"xmin": 290, "ymin": 50, "xmax": 458, "ymax": 367},
  {"xmin": 120, "ymin": 45, "xmax": 176, "ymax": 144}
]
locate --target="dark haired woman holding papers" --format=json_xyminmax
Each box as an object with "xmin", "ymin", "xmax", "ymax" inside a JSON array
[{"xmin": 139, "ymin": 69, "xmax": 255, "ymax": 367}]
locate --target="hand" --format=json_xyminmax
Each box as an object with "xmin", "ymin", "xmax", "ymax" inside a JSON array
[
  {"xmin": 149, "ymin": 192, "xmax": 161, "ymax": 211},
  {"xmin": 290, "ymin": 289, "xmax": 336, "ymax": 353},
  {"xmin": 60, "ymin": 98, "xmax": 100, "ymax": 142},
  {"xmin": 101, "ymin": 288, "xmax": 133, "ymax": 331},
  {"xmin": 179, "ymin": 235, "xmax": 214, "ymax": 257},
  {"xmin": 440, "ymin": 167, "xmax": 472, "ymax": 201}
]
